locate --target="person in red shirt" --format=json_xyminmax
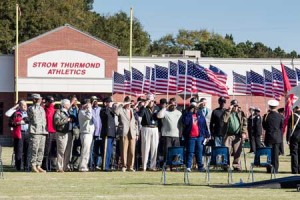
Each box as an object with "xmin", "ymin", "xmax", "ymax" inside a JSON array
[
  {"xmin": 42, "ymin": 96, "xmax": 57, "ymax": 171},
  {"xmin": 182, "ymin": 102, "xmax": 210, "ymax": 172}
]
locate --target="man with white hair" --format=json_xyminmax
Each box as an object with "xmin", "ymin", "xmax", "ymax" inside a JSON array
[
  {"xmin": 138, "ymin": 94, "xmax": 160, "ymax": 171},
  {"xmin": 54, "ymin": 99, "xmax": 71, "ymax": 172},
  {"xmin": 262, "ymin": 99, "xmax": 283, "ymax": 173},
  {"xmin": 27, "ymin": 93, "xmax": 48, "ymax": 173}
]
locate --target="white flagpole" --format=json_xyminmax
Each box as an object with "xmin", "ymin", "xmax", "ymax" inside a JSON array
[
  {"xmin": 112, "ymin": 71, "xmax": 115, "ymax": 99},
  {"xmin": 15, "ymin": 4, "xmax": 19, "ymax": 103},
  {"xmin": 129, "ymin": 7, "xmax": 133, "ymax": 72}
]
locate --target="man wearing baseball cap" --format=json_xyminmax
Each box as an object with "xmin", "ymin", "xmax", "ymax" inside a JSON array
[
  {"xmin": 262, "ymin": 99, "xmax": 283, "ymax": 173},
  {"xmin": 222, "ymin": 99, "xmax": 247, "ymax": 171},
  {"xmin": 28, "ymin": 93, "xmax": 48, "ymax": 173}
]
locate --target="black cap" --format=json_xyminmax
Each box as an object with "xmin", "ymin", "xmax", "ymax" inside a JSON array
[
  {"xmin": 230, "ymin": 99, "xmax": 238, "ymax": 106},
  {"xmin": 124, "ymin": 96, "xmax": 131, "ymax": 103},
  {"xmin": 190, "ymin": 97, "xmax": 198, "ymax": 104},
  {"xmin": 218, "ymin": 96, "xmax": 226, "ymax": 104},
  {"xmin": 45, "ymin": 96, "xmax": 54, "ymax": 103},
  {"xmin": 103, "ymin": 97, "xmax": 113, "ymax": 103},
  {"xmin": 90, "ymin": 96, "xmax": 99, "ymax": 102},
  {"xmin": 160, "ymin": 98, "xmax": 167, "ymax": 105}
]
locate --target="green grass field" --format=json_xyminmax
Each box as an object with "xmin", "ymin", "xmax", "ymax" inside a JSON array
[{"xmin": 0, "ymin": 147, "xmax": 299, "ymax": 199}]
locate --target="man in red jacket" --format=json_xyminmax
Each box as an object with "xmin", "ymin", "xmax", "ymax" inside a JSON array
[{"xmin": 42, "ymin": 96, "xmax": 57, "ymax": 171}]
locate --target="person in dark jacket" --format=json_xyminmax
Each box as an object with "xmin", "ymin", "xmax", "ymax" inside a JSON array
[
  {"xmin": 210, "ymin": 96, "xmax": 226, "ymax": 146},
  {"xmin": 138, "ymin": 94, "xmax": 160, "ymax": 171},
  {"xmin": 100, "ymin": 97, "xmax": 116, "ymax": 171},
  {"xmin": 250, "ymin": 108, "xmax": 262, "ymax": 153},
  {"xmin": 262, "ymin": 99, "xmax": 283, "ymax": 173},
  {"xmin": 287, "ymin": 105, "xmax": 300, "ymax": 174},
  {"xmin": 182, "ymin": 103, "xmax": 210, "ymax": 172}
]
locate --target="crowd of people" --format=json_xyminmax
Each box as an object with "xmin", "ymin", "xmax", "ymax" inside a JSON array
[{"xmin": 5, "ymin": 93, "xmax": 300, "ymax": 174}]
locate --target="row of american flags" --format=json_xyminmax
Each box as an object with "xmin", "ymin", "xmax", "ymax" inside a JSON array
[
  {"xmin": 113, "ymin": 61, "xmax": 299, "ymax": 99},
  {"xmin": 113, "ymin": 60, "xmax": 228, "ymax": 97},
  {"xmin": 233, "ymin": 63, "xmax": 299, "ymax": 99}
]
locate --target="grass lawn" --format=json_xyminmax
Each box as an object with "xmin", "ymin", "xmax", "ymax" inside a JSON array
[{"xmin": 0, "ymin": 147, "xmax": 299, "ymax": 199}]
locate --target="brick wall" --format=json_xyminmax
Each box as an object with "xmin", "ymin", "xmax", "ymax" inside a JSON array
[{"xmin": 18, "ymin": 26, "xmax": 118, "ymax": 78}]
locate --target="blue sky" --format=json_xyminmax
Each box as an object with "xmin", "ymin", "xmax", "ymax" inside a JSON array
[{"xmin": 93, "ymin": 0, "xmax": 300, "ymax": 53}]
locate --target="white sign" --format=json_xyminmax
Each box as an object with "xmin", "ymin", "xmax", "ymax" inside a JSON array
[{"xmin": 27, "ymin": 50, "xmax": 105, "ymax": 78}]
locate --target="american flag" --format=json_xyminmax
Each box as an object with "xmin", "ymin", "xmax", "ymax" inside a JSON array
[
  {"xmin": 263, "ymin": 69, "xmax": 274, "ymax": 97},
  {"xmin": 150, "ymin": 67, "xmax": 156, "ymax": 94},
  {"xmin": 246, "ymin": 71, "xmax": 251, "ymax": 95},
  {"xmin": 272, "ymin": 66, "xmax": 284, "ymax": 97},
  {"xmin": 250, "ymin": 70, "xmax": 265, "ymax": 96},
  {"xmin": 155, "ymin": 65, "xmax": 169, "ymax": 93},
  {"xmin": 112, "ymin": 71, "xmax": 124, "ymax": 94},
  {"xmin": 193, "ymin": 65, "xmax": 228, "ymax": 97},
  {"xmin": 131, "ymin": 67, "xmax": 144, "ymax": 96},
  {"xmin": 205, "ymin": 67, "xmax": 228, "ymax": 93},
  {"xmin": 186, "ymin": 60, "xmax": 195, "ymax": 92},
  {"xmin": 177, "ymin": 60, "xmax": 186, "ymax": 92},
  {"xmin": 168, "ymin": 61, "xmax": 178, "ymax": 94},
  {"xmin": 124, "ymin": 69, "xmax": 131, "ymax": 94},
  {"xmin": 209, "ymin": 65, "xmax": 227, "ymax": 84},
  {"xmin": 143, "ymin": 66, "xmax": 152, "ymax": 94},
  {"xmin": 232, "ymin": 71, "xmax": 247, "ymax": 94},
  {"xmin": 283, "ymin": 65, "xmax": 297, "ymax": 87},
  {"xmin": 296, "ymin": 68, "xmax": 300, "ymax": 84}
]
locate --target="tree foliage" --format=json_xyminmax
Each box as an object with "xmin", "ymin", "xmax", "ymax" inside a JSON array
[
  {"xmin": 0, "ymin": 1, "xmax": 298, "ymax": 58},
  {"xmin": 0, "ymin": 0, "xmax": 150, "ymax": 55},
  {"xmin": 151, "ymin": 30, "xmax": 299, "ymax": 58}
]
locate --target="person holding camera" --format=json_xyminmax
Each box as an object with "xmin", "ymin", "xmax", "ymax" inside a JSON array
[
  {"xmin": 54, "ymin": 99, "xmax": 72, "ymax": 172},
  {"xmin": 7, "ymin": 100, "xmax": 29, "ymax": 171},
  {"xmin": 222, "ymin": 99, "xmax": 247, "ymax": 171},
  {"xmin": 138, "ymin": 94, "xmax": 160, "ymax": 171},
  {"xmin": 182, "ymin": 101, "xmax": 210, "ymax": 172},
  {"xmin": 157, "ymin": 98, "xmax": 182, "ymax": 162}
]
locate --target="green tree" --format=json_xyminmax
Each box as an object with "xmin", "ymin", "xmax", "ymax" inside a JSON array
[{"xmin": 91, "ymin": 11, "xmax": 150, "ymax": 56}]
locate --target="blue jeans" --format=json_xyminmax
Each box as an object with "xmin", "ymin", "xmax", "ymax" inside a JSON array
[
  {"xmin": 186, "ymin": 136, "xmax": 204, "ymax": 169},
  {"xmin": 214, "ymin": 136, "xmax": 223, "ymax": 147},
  {"xmin": 89, "ymin": 136, "xmax": 102, "ymax": 169},
  {"xmin": 102, "ymin": 137, "xmax": 114, "ymax": 170}
]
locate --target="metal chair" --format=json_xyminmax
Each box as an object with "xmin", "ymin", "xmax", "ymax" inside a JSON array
[
  {"xmin": 161, "ymin": 146, "xmax": 189, "ymax": 185},
  {"xmin": 242, "ymin": 140, "xmax": 251, "ymax": 172},
  {"xmin": 0, "ymin": 146, "xmax": 4, "ymax": 178},
  {"xmin": 205, "ymin": 146, "xmax": 233, "ymax": 185},
  {"xmin": 247, "ymin": 147, "xmax": 276, "ymax": 182}
]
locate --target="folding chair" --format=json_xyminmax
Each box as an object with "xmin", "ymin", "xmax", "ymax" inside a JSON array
[
  {"xmin": 161, "ymin": 146, "xmax": 189, "ymax": 185},
  {"xmin": 205, "ymin": 146, "xmax": 232, "ymax": 185},
  {"xmin": 0, "ymin": 146, "xmax": 4, "ymax": 178},
  {"xmin": 247, "ymin": 147, "xmax": 276, "ymax": 182},
  {"xmin": 242, "ymin": 140, "xmax": 251, "ymax": 172}
]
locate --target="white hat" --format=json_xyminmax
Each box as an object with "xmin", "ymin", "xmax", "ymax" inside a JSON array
[
  {"xmin": 268, "ymin": 99, "xmax": 279, "ymax": 107},
  {"xmin": 146, "ymin": 93, "xmax": 155, "ymax": 101}
]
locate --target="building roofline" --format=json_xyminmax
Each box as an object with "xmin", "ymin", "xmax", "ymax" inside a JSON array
[{"xmin": 18, "ymin": 24, "xmax": 120, "ymax": 51}]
